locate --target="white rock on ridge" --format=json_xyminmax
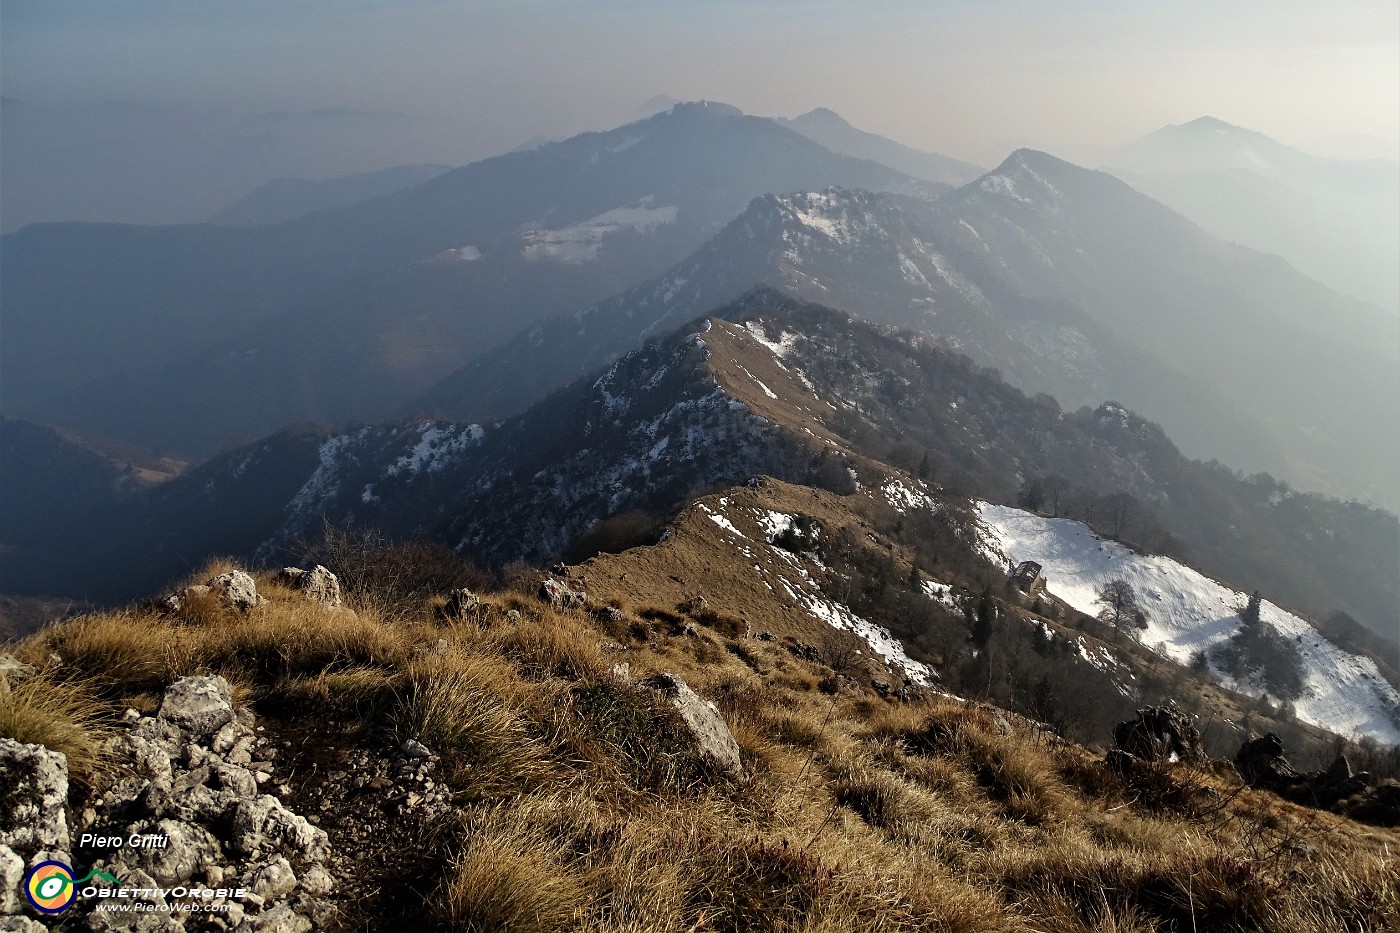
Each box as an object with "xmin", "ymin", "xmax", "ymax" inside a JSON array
[
  {"xmin": 277, "ymin": 565, "xmax": 342, "ymax": 610},
  {"xmin": 437, "ymin": 587, "xmax": 481, "ymax": 619},
  {"xmin": 0, "ymin": 738, "xmax": 69, "ymax": 858},
  {"xmin": 0, "ymin": 655, "xmax": 37, "ymax": 687},
  {"xmin": 644, "ymin": 674, "xmax": 743, "ymax": 777},
  {"xmin": 206, "ymin": 571, "xmax": 264, "ymax": 611},
  {"xmin": 164, "ymin": 570, "xmax": 263, "ymax": 613},
  {"xmin": 541, "ymin": 578, "xmax": 586, "ymax": 610},
  {"xmin": 158, "ymin": 675, "xmax": 236, "ymax": 738}
]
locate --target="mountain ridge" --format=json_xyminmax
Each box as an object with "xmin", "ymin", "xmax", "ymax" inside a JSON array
[
  {"xmin": 415, "ymin": 154, "xmax": 1396, "ymax": 508},
  {"xmin": 5, "ymin": 102, "xmax": 931, "ymax": 454},
  {"xmin": 5, "ymin": 289, "xmax": 1394, "ymax": 647}
]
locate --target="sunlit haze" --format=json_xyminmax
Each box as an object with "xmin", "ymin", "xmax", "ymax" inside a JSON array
[{"xmin": 4, "ymin": 0, "xmax": 1398, "ymax": 164}]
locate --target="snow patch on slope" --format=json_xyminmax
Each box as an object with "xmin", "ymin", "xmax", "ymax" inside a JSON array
[
  {"xmin": 387, "ymin": 423, "xmax": 485, "ymax": 477},
  {"xmin": 881, "ymin": 480, "xmax": 936, "ymax": 513},
  {"xmin": 522, "ymin": 200, "xmax": 678, "ymax": 263},
  {"xmin": 978, "ymin": 503, "xmax": 1400, "ymax": 744}
]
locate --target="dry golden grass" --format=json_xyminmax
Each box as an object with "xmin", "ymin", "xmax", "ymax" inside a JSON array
[
  {"xmin": 393, "ymin": 652, "xmax": 556, "ymax": 798},
  {"xmin": 5, "ymin": 557, "xmax": 1397, "ymax": 933},
  {"xmin": 23, "ymin": 610, "xmax": 180, "ymax": 695},
  {"xmin": 0, "ymin": 673, "xmax": 115, "ymax": 789},
  {"xmin": 436, "ymin": 802, "xmax": 588, "ymax": 933}
]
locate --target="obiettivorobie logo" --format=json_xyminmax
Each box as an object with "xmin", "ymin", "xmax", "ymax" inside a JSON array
[
  {"xmin": 22, "ymin": 860, "xmax": 246, "ymax": 917},
  {"xmin": 24, "ymin": 861, "xmax": 120, "ymax": 914}
]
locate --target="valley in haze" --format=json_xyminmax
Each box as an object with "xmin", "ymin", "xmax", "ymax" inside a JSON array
[{"xmin": 2, "ymin": 3, "xmax": 1398, "ymax": 931}]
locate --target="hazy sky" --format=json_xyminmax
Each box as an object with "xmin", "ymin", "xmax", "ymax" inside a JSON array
[{"xmin": 4, "ymin": 0, "xmax": 1398, "ymax": 164}]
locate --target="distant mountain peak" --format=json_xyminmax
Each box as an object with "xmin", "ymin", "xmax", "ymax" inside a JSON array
[
  {"xmin": 793, "ymin": 107, "xmax": 850, "ymax": 127},
  {"xmin": 668, "ymin": 100, "xmax": 745, "ymax": 119},
  {"xmin": 1156, "ymin": 115, "xmax": 1277, "ymax": 146},
  {"xmin": 1177, "ymin": 115, "xmax": 1242, "ymax": 133},
  {"xmin": 999, "ymin": 147, "xmax": 1075, "ymax": 172},
  {"xmin": 973, "ymin": 148, "xmax": 1087, "ymax": 207},
  {"xmin": 1120, "ymin": 117, "xmax": 1301, "ymax": 172},
  {"xmin": 777, "ymin": 108, "xmax": 983, "ymax": 186},
  {"xmin": 633, "ymin": 94, "xmax": 680, "ymax": 116}
]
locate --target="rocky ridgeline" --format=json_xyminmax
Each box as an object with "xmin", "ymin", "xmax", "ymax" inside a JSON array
[
  {"xmin": 1106, "ymin": 705, "xmax": 1400, "ymax": 826},
  {"xmin": 2, "ymin": 673, "xmax": 333, "ymax": 931}
]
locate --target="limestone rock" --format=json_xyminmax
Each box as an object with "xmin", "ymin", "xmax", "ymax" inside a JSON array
[
  {"xmin": 0, "ymin": 656, "xmax": 37, "ymax": 689},
  {"xmin": 0, "ymin": 843, "xmax": 24, "ymax": 915},
  {"xmin": 233, "ymin": 902, "xmax": 312, "ymax": 933},
  {"xmin": 231, "ymin": 796, "xmax": 328, "ymax": 863},
  {"xmin": 158, "ymin": 675, "xmax": 236, "ymax": 738},
  {"xmin": 207, "ymin": 571, "xmax": 264, "ymax": 611},
  {"xmin": 437, "ymin": 588, "xmax": 481, "ymax": 620},
  {"xmin": 163, "ymin": 570, "xmax": 262, "ymax": 613},
  {"xmin": 300, "ymin": 865, "xmax": 334, "ymax": 896},
  {"xmin": 215, "ymin": 761, "xmax": 260, "ymax": 798},
  {"xmin": 644, "ymin": 673, "xmax": 743, "ymax": 777},
  {"xmin": 1236, "ymin": 733, "xmax": 1371, "ymax": 811},
  {"xmin": 540, "ymin": 578, "xmax": 585, "ymax": 610},
  {"xmin": 277, "ymin": 566, "xmax": 342, "ymax": 610},
  {"xmin": 0, "ymin": 738, "xmax": 69, "ymax": 859},
  {"xmin": 246, "ymin": 856, "xmax": 298, "ymax": 901},
  {"xmin": 137, "ymin": 819, "xmax": 222, "ymax": 886},
  {"xmin": 1235, "ymin": 733, "xmax": 1299, "ymax": 786},
  {"xmin": 1340, "ymin": 780, "xmax": 1400, "ymax": 827}
]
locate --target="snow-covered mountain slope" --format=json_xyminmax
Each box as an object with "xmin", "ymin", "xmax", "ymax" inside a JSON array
[{"xmin": 978, "ymin": 503, "xmax": 1400, "ymax": 745}]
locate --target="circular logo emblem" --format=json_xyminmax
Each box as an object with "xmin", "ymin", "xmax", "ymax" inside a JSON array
[{"xmin": 25, "ymin": 860, "xmax": 77, "ymax": 914}]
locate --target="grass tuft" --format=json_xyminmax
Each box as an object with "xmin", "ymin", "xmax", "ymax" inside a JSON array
[
  {"xmin": 436, "ymin": 805, "xmax": 588, "ymax": 933},
  {"xmin": 0, "ymin": 674, "xmax": 115, "ymax": 790}
]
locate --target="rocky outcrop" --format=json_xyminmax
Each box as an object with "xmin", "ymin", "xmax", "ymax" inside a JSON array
[
  {"xmin": 1236, "ymin": 733, "xmax": 1372, "ymax": 814},
  {"xmin": 0, "ymin": 844, "xmax": 25, "ymax": 915},
  {"xmin": 540, "ymin": 579, "xmax": 586, "ymax": 610},
  {"xmin": 1, "ymin": 675, "xmax": 335, "ymax": 929},
  {"xmin": 644, "ymin": 674, "xmax": 743, "ymax": 778},
  {"xmin": 158, "ymin": 675, "xmax": 238, "ymax": 738},
  {"xmin": 162, "ymin": 571, "xmax": 263, "ymax": 613},
  {"xmin": 276, "ymin": 566, "xmax": 342, "ymax": 610},
  {"xmin": 1111, "ymin": 705, "xmax": 1207, "ymax": 766},
  {"xmin": 435, "ymin": 588, "xmax": 481, "ymax": 621},
  {"xmin": 1339, "ymin": 780, "xmax": 1400, "ymax": 827},
  {"xmin": 0, "ymin": 738, "xmax": 70, "ymax": 861},
  {"xmin": 1234, "ymin": 732, "xmax": 1296, "ymax": 786},
  {"xmin": 0, "ymin": 656, "xmax": 37, "ymax": 688}
]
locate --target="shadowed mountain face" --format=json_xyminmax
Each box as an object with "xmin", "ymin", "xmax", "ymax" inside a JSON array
[
  {"xmin": 1074, "ymin": 117, "xmax": 1400, "ymax": 314},
  {"xmin": 777, "ymin": 108, "xmax": 984, "ymax": 186},
  {"xmin": 418, "ymin": 151, "xmax": 1397, "ymax": 510},
  {"xmin": 2, "ymin": 102, "xmax": 929, "ymax": 455},
  {"xmin": 5, "ymin": 290, "xmax": 1394, "ymax": 645}
]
